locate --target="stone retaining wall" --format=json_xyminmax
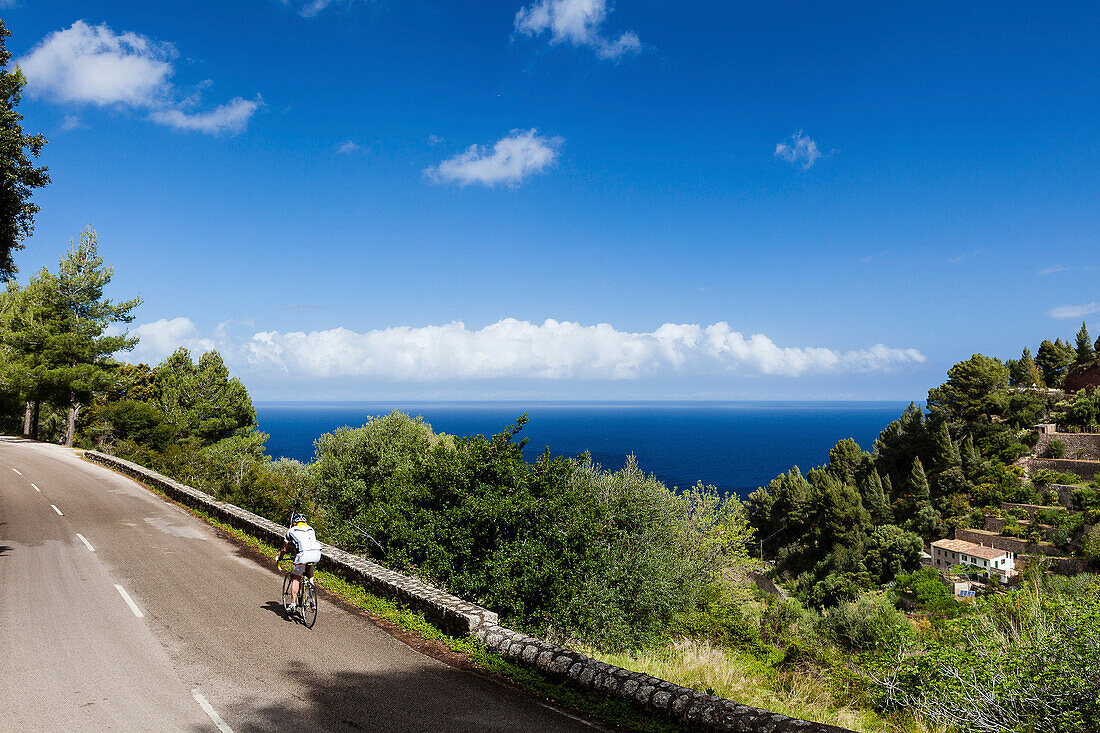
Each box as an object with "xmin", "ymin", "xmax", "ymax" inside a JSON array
[
  {"xmin": 1002, "ymin": 502, "xmax": 1070, "ymax": 517},
  {"xmin": 1039, "ymin": 484, "xmax": 1079, "ymax": 509},
  {"xmin": 1034, "ymin": 432, "xmax": 1100, "ymax": 461},
  {"xmin": 1027, "ymin": 458, "xmax": 1100, "ymax": 481},
  {"xmin": 1018, "ymin": 555, "xmax": 1094, "ymax": 575},
  {"xmin": 954, "ymin": 529, "xmax": 1062, "ymax": 557},
  {"xmin": 83, "ymin": 450, "xmax": 849, "ymax": 733}
]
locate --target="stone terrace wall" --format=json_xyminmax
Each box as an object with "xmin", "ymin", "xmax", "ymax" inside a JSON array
[
  {"xmin": 1034, "ymin": 432, "xmax": 1100, "ymax": 461},
  {"xmin": 954, "ymin": 529, "xmax": 1062, "ymax": 557},
  {"xmin": 83, "ymin": 450, "xmax": 849, "ymax": 733},
  {"xmin": 1027, "ymin": 458, "xmax": 1100, "ymax": 481},
  {"xmin": 1002, "ymin": 502, "xmax": 1072, "ymax": 517},
  {"xmin": 1018, "ymin": 556, "xmax": 1094, "ymax": 575}
]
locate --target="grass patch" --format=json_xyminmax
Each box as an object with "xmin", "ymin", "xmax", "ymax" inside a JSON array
[
  {"xmin": 575, "ymin": 640, "xmax": 933, "ymax": 733},
  {"xmin": 93, "ymin": 458, "xmax": 676, "ymax": 733}
]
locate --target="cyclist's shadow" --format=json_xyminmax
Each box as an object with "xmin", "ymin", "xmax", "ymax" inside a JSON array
[{"xmin": 261, "ymin": 600, "xmax": 303, "ymax": 623}]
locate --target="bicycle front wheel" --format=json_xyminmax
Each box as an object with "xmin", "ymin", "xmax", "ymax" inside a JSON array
[
  {"xmin": 301, "ymin": 581, "xmax": 317, "ymax": 628},
  {"xmin": 282, "ymin": 572, "xmax": 293, "ymax": 612}
]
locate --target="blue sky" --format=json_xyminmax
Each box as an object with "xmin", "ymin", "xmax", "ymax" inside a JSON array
[{"xmin": 4, "ymin": 1, "xmax": 1098, "ymax": 400}]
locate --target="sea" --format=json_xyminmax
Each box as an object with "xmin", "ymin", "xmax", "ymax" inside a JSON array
[{"xmin": 255, "ymin": 401, "xmax": 911, "ymax": 497}]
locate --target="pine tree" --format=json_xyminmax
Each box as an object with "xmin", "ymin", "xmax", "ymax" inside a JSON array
[
  {"xmin": 931, "ymin": 421, "xmax": 961, "ymax": 471},
  {"xmin": 1037, "ymin": 339, "xmax": 1075, "ymax": 387},
  {"xmin": 827, "ymin": 438, "xmax": 863, "ymax": 484},
  {"xmin": 0, "ymin": 21, "xmax": 49, "ymax": 282},
  {"xmin": 960, "ymin": 435, "xmax": 982, "ymax": 479},
  {"xmin": 0, "ymin": 273, "xmax": 55, "ymax": 436},
  {"xmin": 859, "ymin": 468, "xmax": 892, "ymax": 525},
  {"xmin": 36, "ymin": 227, "xmax": 141, "ymax": 445},
  {"xmin": 906, "ymin": 456, "xmax": 931, "ymax": 511},
  {"xmin": 1009, "ymin": 347, "xmax": 1042, "ymax": 388},
  {"xmin": 1075, "ymin": 322, "xmax": 1095, "ymax": 365}
]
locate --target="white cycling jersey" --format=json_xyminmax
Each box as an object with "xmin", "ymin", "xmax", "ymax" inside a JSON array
[{"xmin": 286, "ymin": 524, "xmax": 322, "ymax": 567}]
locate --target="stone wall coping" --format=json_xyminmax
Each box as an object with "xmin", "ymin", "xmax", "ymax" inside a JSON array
[{"xmin": 83, "ymin": 449, "xmax": 851, "ymax": 733}]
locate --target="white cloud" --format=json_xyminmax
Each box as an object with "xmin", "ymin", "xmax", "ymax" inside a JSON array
[
  {"xmin": 425, "ymin": 129, "xmax": 563, "ymax": 187},
  {"xmin": 149, "ymin": 96, "xmax": 263, "ymax": 135},
  {"xmin": 127, "ymin": 318, "xmax": 215, "ymax": 364},
  {"xmin": 19, "ymin": 21, "xmax": 260, "ymax": 136},
  {"xmin": 60, "ymin": 114, "xmax": 87, "ymax": 130},
  {"xmin": 1048, "ymin": 303, "xmax": 1100, "ymax": 319},
  {"xmin": 337, "ymin": 140, "xmax": 362, "ymax": 154},
  {"xmin": 128, "ymin": 316, "xmax": 925, "ymax": 381},
  {"xmin": 515, "ymin": 0, "xmax": 641, "ymax": 60},
  {"xmin": 289, "ymin": 0, "xmax": 367, "ymax": 18},
  {"xmin": 775, "ymin": 130, "xmax": 823, "ymax": 169},
  {"xmin": 19, "ymin": 20, "xmax": 175, "ymax": 107},
  {"xmin": 1038, "ymin": 264, "xmax": 1068, "ymax": 276}
]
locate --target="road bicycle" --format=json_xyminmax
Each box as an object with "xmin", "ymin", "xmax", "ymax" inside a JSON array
[{"xmin": 279, "ymin": 560, "xmax": 318, "ymax": 628}]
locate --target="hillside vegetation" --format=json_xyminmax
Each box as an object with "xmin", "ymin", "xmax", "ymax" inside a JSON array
[{"xmin": 4, "ymin": 246, "xmax": 1100, "ymax": 730}]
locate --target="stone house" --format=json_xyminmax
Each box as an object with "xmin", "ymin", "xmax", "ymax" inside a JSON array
[{"xmin": 931, "ymin": 538, "xmax": 1016, "ymax": 581}]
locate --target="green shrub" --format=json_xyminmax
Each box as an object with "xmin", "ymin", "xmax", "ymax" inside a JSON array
[
  {"xmin": 894, "ymin": 567, "xmax": 964, "ymax": 618},
  {"xmin": 757, "ymin": 596, "xmax": 809, "ymax": 645},
  {"xmin": 1033, "ymin": 468, "xmax": 1081, "ymax": 487},
  {"xmin": 817, "ymin": 594, "xmax": 914, "ymax": 653},
  {"xmin": 1073, "ymin": 487, "xmax": 1100, "ymax": 511},
  {"xmin": 668, "ymin": 606, "xmax": 769, "ymax": 658},
  {"xmin": 306, "ymin": 412, "xmax": 752, "ymax": 651},
  {"xmin": 1036, "ymin": 507, "xmax": 1068, "ymax": 526},
  {"xmin": 1047, "ymin": 439, "xmax": 1067, "ymax": 459},
  {"xmin": 877, "ymin": 586, "xmax": 1100, "ymax": 732}
]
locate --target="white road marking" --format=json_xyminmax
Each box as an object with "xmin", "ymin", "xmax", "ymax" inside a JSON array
[
  {"xmin": 76, "ymin": 533, "xmax": 95, "ymax": 552},
  {"xmin": 114, "ymin": 584, "xmax": 144, "ymax": 618},
  {"xmin": 31, "ymin": 483, "xmax": 40, "ymax": 492},
  {"xmin": 192, "ymin": 691, "xmax": 234, "ymax": 733},
  {"xmin": 11, "ymin": 468, "xmax": 21, "ymax": 475},
  {"xmin": 51, "ymin": 504, "xmax": 64, "ymax": 516}
]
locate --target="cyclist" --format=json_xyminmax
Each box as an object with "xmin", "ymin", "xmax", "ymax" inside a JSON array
[{"xmin": 277, "ymin": 513, "xmax": 322, "ymax": 615}]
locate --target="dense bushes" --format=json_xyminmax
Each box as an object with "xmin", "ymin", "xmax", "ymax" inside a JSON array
[
  {"xmin": 893, "ymin": 567, "xmax": 964, "ymax": 619},
  {"xmin": 306, "ymin": 412, "xmax": 751, "ymax": 649},
  {"xmin": 875, "ymin": 572, "xmax": 1100, "ymax": 733},
  {"xmin": 103, "ymin": 401, "xmax": 754, "ymax": 652}
]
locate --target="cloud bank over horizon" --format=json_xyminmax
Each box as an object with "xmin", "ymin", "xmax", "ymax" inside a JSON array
[{"xmin": 124, "ymin": 317, "xmax": 926, "ymax": 386}]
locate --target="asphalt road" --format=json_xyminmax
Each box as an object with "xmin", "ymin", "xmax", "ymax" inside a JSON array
[{"xmin": 0, "ymin": 438, "xmax": 598, "ymax": 732}]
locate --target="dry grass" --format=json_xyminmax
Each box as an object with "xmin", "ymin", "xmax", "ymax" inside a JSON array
[{"xmin": 577, "ymin": 639, "xmax": 936, "ymax": 733}]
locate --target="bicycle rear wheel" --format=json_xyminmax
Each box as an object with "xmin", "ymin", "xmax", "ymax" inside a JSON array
[
  {"xmin": 282, "ymin": 572, "xmax": 293, "ymax": 613},
  {"xmin": 301, "ymin": 580, "xmax": 317, "ymax": 628}
]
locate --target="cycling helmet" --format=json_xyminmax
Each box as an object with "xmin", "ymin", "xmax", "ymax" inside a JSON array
[{"xmin": 292, "ymin": 513, "xmax": 308, "ymax": 524}]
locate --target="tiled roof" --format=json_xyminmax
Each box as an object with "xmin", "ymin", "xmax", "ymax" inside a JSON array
[{"xmin": 931, "ymin": 538, "xmax": 1009, "ymax": 560}]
